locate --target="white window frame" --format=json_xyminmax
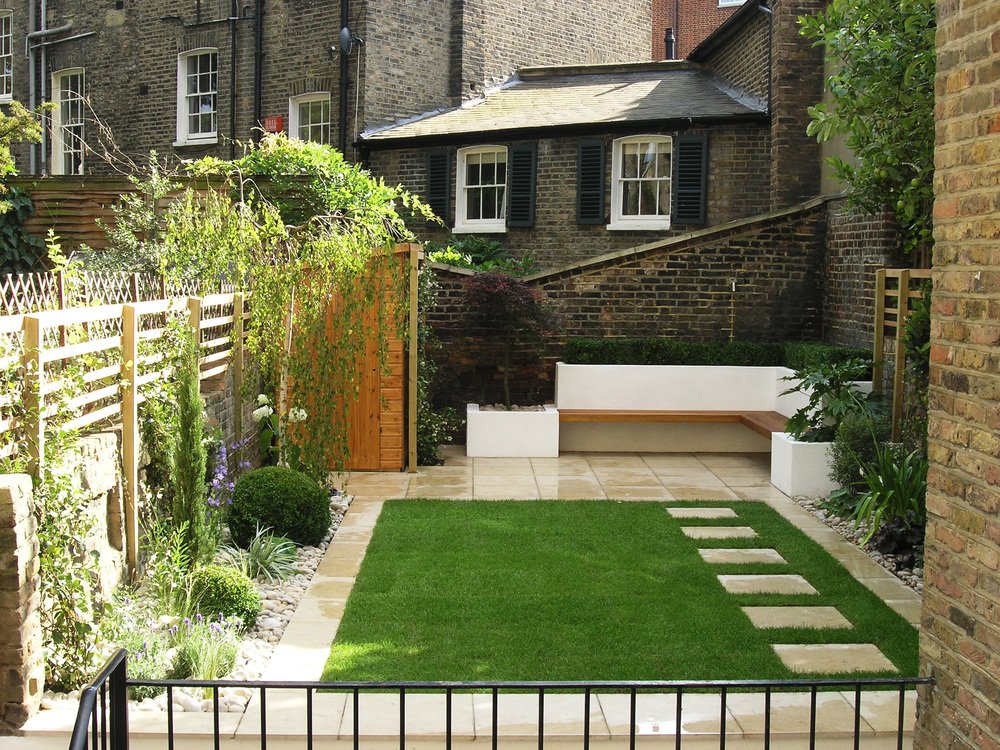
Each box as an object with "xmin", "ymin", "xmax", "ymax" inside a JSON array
[
  {"xmin": 454, "ymin": 145, "xmax": 507, "ymax": 234},
  {"xmin": 0, "ymin": 11, "xmax": 12, "ymax": 103},
  {"xmin": 608, "ymin": 135, "xmax": 672, "ymax": 231},
  {"xmin": 717, "ymin": 0, "xmax": 747, "ymax": 6},
  {"xmin": 175, "ymin": 48, "xmax": 218, "ymax": 146},
  {"xmin": 51, "ymin": 68, "xmax": 86, "ymax": 176},
  {"xmin": 288, "ymin": 92, "xmax": 331, "ymax": 144}
]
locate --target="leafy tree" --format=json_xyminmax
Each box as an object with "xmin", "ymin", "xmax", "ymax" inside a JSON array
[
  {"xmin": 800, "ymin": 0, "xmax": 935, "ymax": 255},
  {"xmin": 0, "ymin": 100, "xmax": 45, "ymax": 213}
]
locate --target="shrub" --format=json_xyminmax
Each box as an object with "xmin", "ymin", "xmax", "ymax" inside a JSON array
[
  {"xmin": 229, "ymin": 466, "xmax": 331, "ymax": 547},
  {"xmin": 853, "ymin": 443, "xmax": 927, "ymax": 544},
  {"xmin": 829, "ymin": 410, "xmax": 892, "ymax": 491},
  {"xmin": 216, "ymin": 525, "xmax": 301, "ymax": 583},
  {"xmin": 169, "ymin": 613, "xmax": 240, "ymax": 681},
  {"xmin": 781, "ymin": 358, "xmax": 882, "ymax": 442},
  {"xmin": 782, "ymin": 342, "xmax": 871, "ymax": 374},
  {"xmin": 190, "ymin": 564, "xmax": 262, "ymax": 629}
]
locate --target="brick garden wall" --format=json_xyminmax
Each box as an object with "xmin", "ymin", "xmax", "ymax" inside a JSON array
[
  {"xmin": 914, "ymin": 0, "xmax": 1000, "ymax": 747},
  {"xmin": 425, "ymin": 200, "xmax": 826, "ymax": 412}
]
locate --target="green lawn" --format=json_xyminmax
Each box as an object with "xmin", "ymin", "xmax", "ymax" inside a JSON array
[{"xmin": 321, "ymin": 500, "xmax": 918, "ymax": 682}]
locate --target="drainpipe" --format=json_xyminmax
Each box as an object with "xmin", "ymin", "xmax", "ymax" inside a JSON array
[
  {"xmin": 338, "ymin": 0, "xmax": 349, "ymax": 155},
  {"xmin": 252, "ymin": 0, "xmax": 263, "ymax": 141},
  {"xmin": 229, "ymin": 0, "xmax": 238, "ymax": 158},
  {"xmin": 27, "ymin": 0, "xmax": 36, "ymax": 174}
]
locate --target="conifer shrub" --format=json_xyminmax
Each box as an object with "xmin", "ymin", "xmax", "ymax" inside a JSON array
[{"xmin": 229, "ymin": 466, "xmax": 331, "ymax": 547}]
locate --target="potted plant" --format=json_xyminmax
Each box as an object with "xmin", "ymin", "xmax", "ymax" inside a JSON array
[{"xmin": 462, "ymin": 271, "xmax": 559, "ymax": 457}]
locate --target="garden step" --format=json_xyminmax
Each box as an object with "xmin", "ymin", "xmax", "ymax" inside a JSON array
[
  {"xmin": 682, "ymin": 526, "xmax": 757, "ymax": 539},
  {"xmin": 741, "ymin": 606, "xmax": 852, "ymax": 629},
  {"xmin": 717, "ymin": 574, "xmax": 818, "ymax": 595},
  {"xmin": 667, "ymin": 507, "xmax": 738, "ymax": 519},
  {"xmin": 698, "ymin": 548, "xmax": 786, "ymax": 564},
  {"xmin": 773, "ymin": 644, "xmax": 896, "ymax": 674}
]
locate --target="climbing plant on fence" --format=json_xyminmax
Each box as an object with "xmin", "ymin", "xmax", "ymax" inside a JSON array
[{"xmin": 161, "ymin": 134, "xmax": 434, "ymax": 476}]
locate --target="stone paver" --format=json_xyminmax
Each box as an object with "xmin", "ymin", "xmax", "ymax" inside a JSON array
[
  {"xmin": 667, "ymin": 507, "xmax": 738, "ymax": 519},
  {"xmin": 741, "ymin": 606, "xmax": 852, "ymax": 629},
  {"xmin": 773, "ymin": 644, "xmax": 897, "ymax": 674},
  {"xmin": 682, "ymin": 525, "xmax": 757, "ymax": 539},
  {"xmin": 699, "ymin": 547, "xmax": 786, "ymax": 564},
  {"xmin": 718, "ymin": 574, "xmax": 818, "ymax": 595}
]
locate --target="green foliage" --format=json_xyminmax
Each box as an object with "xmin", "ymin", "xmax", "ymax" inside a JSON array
[
  {"xmin": 901, "ymin": 284, "xmax": 931, "ymax": 455},
  {"xmin": 564, "ymin": 338, "xmax": 786, "ymax": 366},
  {"xmin": 829, "ymin": 410, "xmax": 892, "ymax": 493},
  {"xmin": 164, "ymin": 133, "xmax": 433, "ymax": 474},
  {"xmin": 426, "ymin": 235, "xmax": 536, "ymax": 276},
  {"xmin": 781, "ymin": 342, "xmax": 871, "ymax": 373},
  {"xmin": 141, "ymin": 518, "xmax": 196, "ymax": 618},
  {"xmin": 104, "ymin": 601, "xmax": 172, "ymax": 699},
  {"xmin": 464, "ymin": 271, "xmax": 557, "ymax": 409},
  {"xmin": 0, "ymin": 100, "xmax": 46, "ymax": 213},
  {"xmin": 189, "ymin": 564, "xmax": 262, "ymax": 629},
  {"xmin": 800, "ymin": 0, "xmax": 935, "ymax": 255},
  {"xmin": 853, "ymin": 443, "xmax": 927, "ymax": 544},
  {"xmin": 169, "ymin": 613, "xmax": 240, "ymax": 681},
  {"xmin": 169, "ymin": 327, "xmax": 216, "ymax": 564},
  {"xmin": 415, "ymin": 267, "xmax": 457, "ymax": 464},
  {"xmin": 216, "ymin": 525, "xmax": 301, "ymax": 583},
  {"xmin": 0, "ymin": 188, "xmax": 47, "ymax": 272},
  {"xmin": 229, "ymin": 466, "xmax": 331, "ymax": 547},
  {"xmin": 781, "ymin": 358, "xmax": 882, "ymax": 442}
]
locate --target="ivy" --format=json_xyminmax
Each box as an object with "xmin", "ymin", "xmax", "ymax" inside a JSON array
[{"xmin": 800, "ymin": 0, "xmax": 935, "ymax": 255}]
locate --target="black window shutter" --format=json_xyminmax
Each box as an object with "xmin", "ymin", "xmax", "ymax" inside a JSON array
[
  {"xmin": 671, "ymin": 133, "xmax": 708, "ymax": 226},
  {"xmin": 426, "ymin": 150, "xmax": 451, "ymax": 224},
  {"xmin": 576, "ymin": 139, "xmax": 606, "ymax": 224},
  {"xmin": 507, "ymin": 144, "xmax": 536, "ymax": 228}
]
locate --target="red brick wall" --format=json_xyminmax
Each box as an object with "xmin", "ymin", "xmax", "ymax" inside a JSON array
[
  {"xmin": 914, "ymin": 0, "xmax": 1000, "ymax": 747},
  {"xmin": 653, "ymin": 0, "xmax": 741, "ymax": 60}
]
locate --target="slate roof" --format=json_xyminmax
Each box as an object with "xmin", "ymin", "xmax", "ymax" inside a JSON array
[{"xmin": 362, "ymin": 62, "xmax": 766, "ymax": 147}]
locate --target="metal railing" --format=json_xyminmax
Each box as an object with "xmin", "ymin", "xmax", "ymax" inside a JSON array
[{"xmin": 70, "ymin": 650, "xmax": 932, "ymax": 750}]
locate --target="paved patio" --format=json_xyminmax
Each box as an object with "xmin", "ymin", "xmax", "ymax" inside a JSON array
[{"xmin": 13, "ymin": 448, "xmax": 924, "ymax": 749}]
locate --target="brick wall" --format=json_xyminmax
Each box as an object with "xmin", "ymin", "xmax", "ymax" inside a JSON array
[
  {"xmin": 368, "ymin": 124, "xmax": 771, "ymax": 271},
  {"xmin": 425, "ymin": 200, "xmax": 826, "ymax": 411},
  {"xmin": 914, "ymin": 0, "xmax": 1000, "ymax": 746},
  {"xmin": 652, "ymin": 0, "xmax": 741, "ymax": 60},
  {"xmin": 822, "ymin": 200, "xmax": 902, "ymax": 348},
  {"xmin": 698, "ymin": 8, "xmax": 769, "ymax": 102}
]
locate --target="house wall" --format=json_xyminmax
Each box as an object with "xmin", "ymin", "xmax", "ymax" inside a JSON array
[
  {"xmin": 652, "ymin": 0, "xmax": 741, "ymax": 60},
  {"xmin": 424, "ymin": 200, "xmax": 825, "ymax": 411},
  {"xmin": 368, "ymin": 124, "xmax": 771, "ymax": 270},
  {"xmin": 914, "ymin": 0, "xmax": 1000, "ymax": 746},
  {"xmin": 699, "ymin": 8, "xmax": 769, "ymax": 102}
]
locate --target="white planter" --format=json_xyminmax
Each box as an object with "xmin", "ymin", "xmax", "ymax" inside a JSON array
[
  {"xmin": 465, "ymin": 404, "xmax": 560, "ymax": 458},
  {"xmin": 770, "ymin": 432, "xmax": 839, "ymax": 497}
]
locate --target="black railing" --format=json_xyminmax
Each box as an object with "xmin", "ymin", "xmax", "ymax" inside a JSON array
[{"xmin": 70, "ymin": 650, "xmax": 932, "ymax": 750}]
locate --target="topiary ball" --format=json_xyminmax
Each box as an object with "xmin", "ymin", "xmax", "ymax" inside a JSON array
[
  {"xmin": 190, "ymin": 564, "xmax": 262, "ymax": 630},
  {"xmin": 229, "ymin": 466, "xmax": 331, "ymax": 548}
]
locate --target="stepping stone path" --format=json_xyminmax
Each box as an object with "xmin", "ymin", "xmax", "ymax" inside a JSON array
[{"xmin": 673, "ymin": 506, "xmax": 897, "ymax": 675}]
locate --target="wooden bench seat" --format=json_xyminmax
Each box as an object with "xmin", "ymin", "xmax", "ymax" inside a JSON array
[{"xmin": 557, "ymin": 409, "xmax": 789, "ymax": 439}]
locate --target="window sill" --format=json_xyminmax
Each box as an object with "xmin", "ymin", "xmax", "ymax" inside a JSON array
[
  {"xmin": 607, "ymin": 219, "xmax": 671, "ymax": 231},
  {"xmin": 453, "ymin": 222, "xmax": 506, "ymax": 234},
  {"xmin": 717, "ymin": 0, "xmax": 746, "ymax": 6},
  {"xmin": 173, "ymin": 137, "xmax": 219, "ymax": 148}
]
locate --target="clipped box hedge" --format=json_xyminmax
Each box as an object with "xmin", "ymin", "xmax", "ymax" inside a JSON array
[{"xmin": 563, "ymin": 338, "xmax": 869, "ymax": 369}]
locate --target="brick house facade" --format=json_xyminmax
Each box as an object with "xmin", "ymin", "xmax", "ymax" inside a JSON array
[
  {"xmin": 914, "ymin": 0, "xmax": 1000, "ymax": 746},
  {"xmin": 6, "ymin": 0, "xmax": 650, "ymax": 175},
  {"xmin": 652, "ymin": 0, "xmax": 742, "ymax": 60}
]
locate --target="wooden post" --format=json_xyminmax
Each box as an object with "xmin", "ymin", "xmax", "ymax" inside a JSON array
[
  {"xmin": 233, "ymin": 294, "xmax": 245, "ymax": 443},
  {"xmin": 22, "ymin": 315, "xmax": 43, "ymax": 477},
  {"xmin": 407, "ymin": 244, "xmax": 419, "ymax": 472},
  {"xmin": 56, "ymin": 270, "xmax": 67, "ymax": 347},
  {"xmin": 872, "ymin": 269, "xmax": 886, "ymax": 395},
  {"xmin": 130, "ymin": 273, "xmax": 140, "ymax": 303},
  {"xmin": 121, "ymin": 304, "xmax": 139, "ymax": 577},
  {"xmin": 187, "ymin": 297, "xmax": 202, "ymax": 349},
  {"xmin": 159, "ymin": 274, "xmax": 167, "ymax": 300},
  {"xmin": 891, "ymin": 269, "xmax": 911, "ymax": 441}
]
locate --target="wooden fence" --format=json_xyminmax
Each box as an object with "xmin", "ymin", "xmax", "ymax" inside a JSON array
[
  {"xmin": 1, "ymin": 293, "xmax": 247, "ymax": 574},
  {"xmin": 873, "ymin": 268, "xmax": 933, "ymax": 439}
]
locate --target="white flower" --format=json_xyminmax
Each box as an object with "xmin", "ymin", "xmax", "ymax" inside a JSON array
[
  {"xmin": 288, "ymin": 407, "xmax": 308, "ymax": 423},
  {"xmin": 256, "ymin": 394, "xmax": 272, "ymax": 406},
  {"xmin": 252, "ymin": 405, "xmax": 273, "ymax": 422}
]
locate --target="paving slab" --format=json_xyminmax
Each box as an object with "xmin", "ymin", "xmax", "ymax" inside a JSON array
[
  {"xmin": 667, "ymin": 507, "xmax": 738, "ymax": 519},
  {"xmin": 741, "ymin": 606, "xmax": 852, "ymax": 629},
  {"xmin": 699, "ymin": 548, "xmax": 786, "ymax": 564},
  {"xmin": 683, "ymin": 526, "xmax": 758, "ymax": 539},
  {"xmin": 718, "ymin": 574, "xmax": 818, "ymax": 595},
  {"xmin": 773, "ymin": 644, "xmax": 897, "ymax": 674}
]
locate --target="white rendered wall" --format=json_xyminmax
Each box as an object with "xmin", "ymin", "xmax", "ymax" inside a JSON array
[{"xmin": 465, "ymin": 404, "xmax": 560, "ymax": 457}]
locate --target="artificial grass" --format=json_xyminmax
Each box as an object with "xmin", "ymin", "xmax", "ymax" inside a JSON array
[{"xmin": 321, "ymin": 500, "xmax": 918, "ymax": 682}]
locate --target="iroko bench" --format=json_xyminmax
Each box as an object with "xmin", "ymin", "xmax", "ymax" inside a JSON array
[{"xmin": 557, "ymin": 409, "xmax": 789, "ymax": 438}]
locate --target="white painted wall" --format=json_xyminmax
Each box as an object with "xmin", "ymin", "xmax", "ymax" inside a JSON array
[{"xmin": 465, "ymin": 404, "xmax": 560, "ymax": 457}]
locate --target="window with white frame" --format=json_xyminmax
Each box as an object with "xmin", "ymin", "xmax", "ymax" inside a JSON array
[
  {"xmin": 51, "ymin": 69, "xmax": 85, "ymax": 175},
  {"xmin": 455, "ymin": 145, "xmax": 507, "ymax": 233},
  {"xmin": 289, "ymin": 93, "xmax": 331, "ymax": 144},
  {"xmin": 176, "ymin": 49, "xmax": 218, "ymax": 145},
  {"xmin": 609, "ymin": 135, "xmax": 672, "ymax": 230},
  {"xmin": 0, "ymin": 11, "xmax": 12, "ymax": 102}
]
